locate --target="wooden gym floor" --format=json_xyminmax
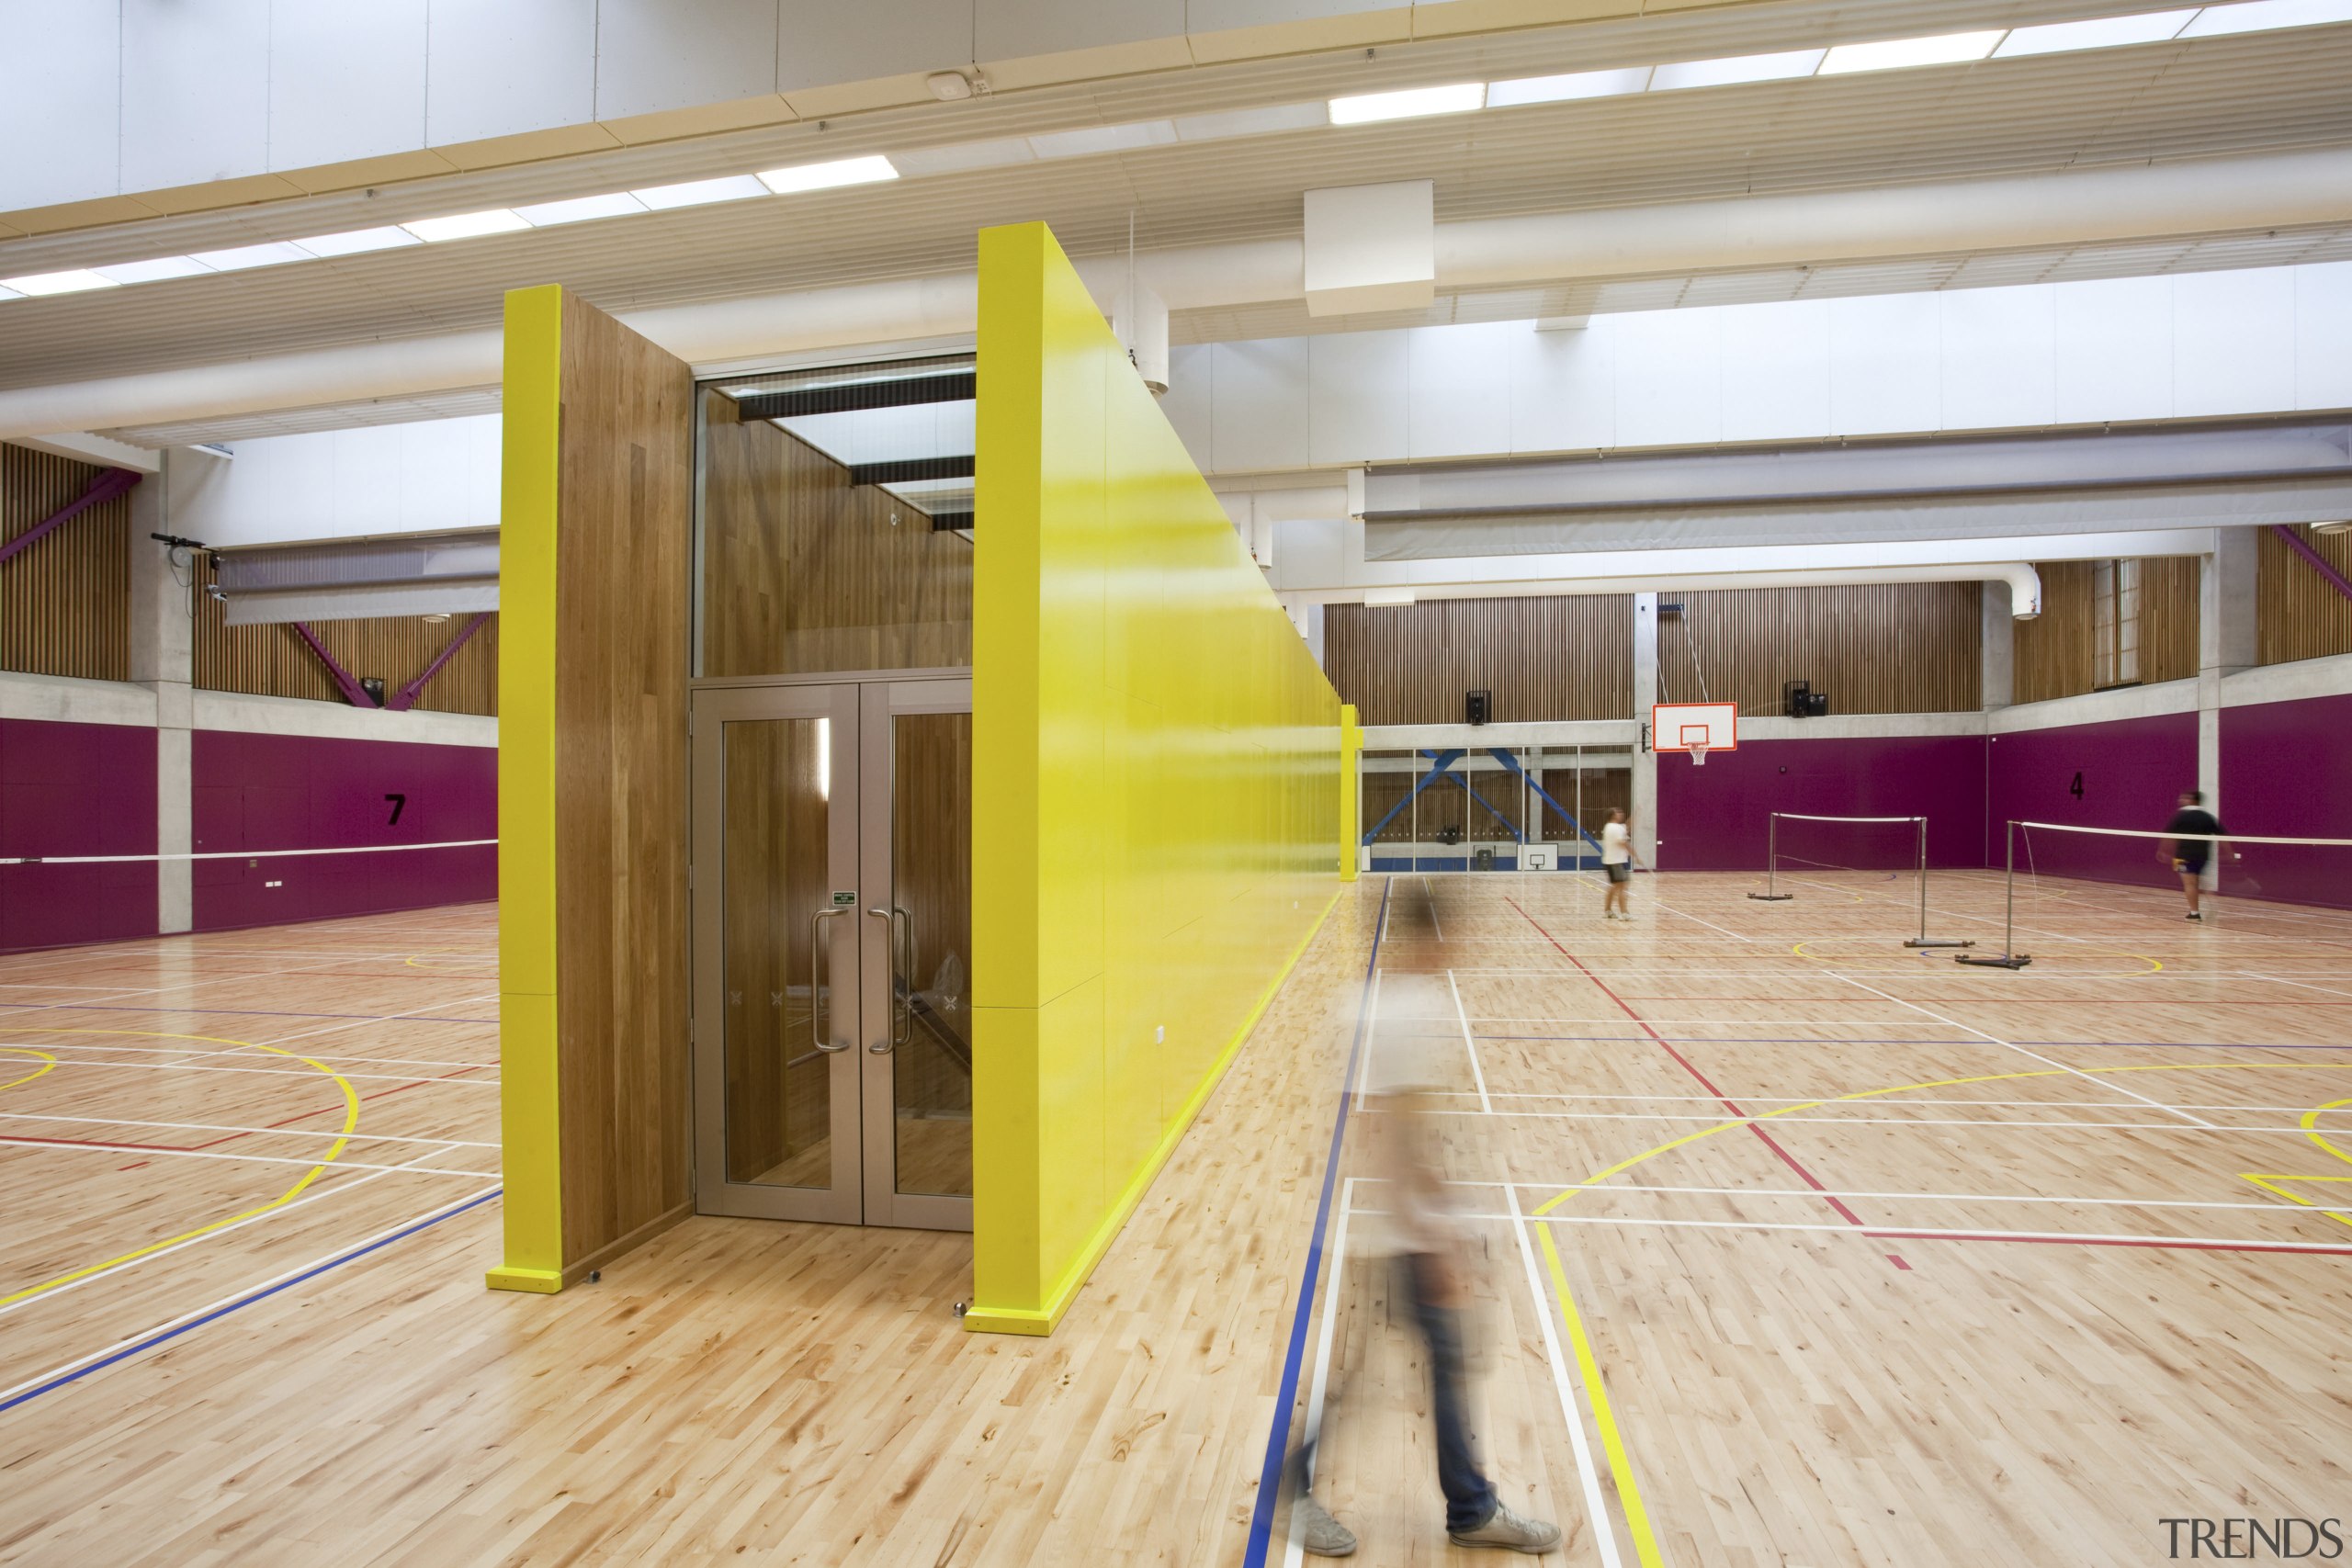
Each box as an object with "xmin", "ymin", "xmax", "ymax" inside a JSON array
[{"xmin": 2, "ymin": 870, "xmax": 2348, "ymax": 1564}]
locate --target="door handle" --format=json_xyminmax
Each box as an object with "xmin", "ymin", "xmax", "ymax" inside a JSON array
[
  {"xmin": 810, "ymin": 908, "xmax": 850, "ymax": 1053},
  {"xmin": 867, "ymin": 906, "xmax": 912, "ymax": 1052}
]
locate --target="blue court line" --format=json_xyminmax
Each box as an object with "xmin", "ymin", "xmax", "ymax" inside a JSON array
[
  {"xmin": 1242, "ymin": 877, "xmax": 1391, "ymax": 1568},
  {"xmin": 0, "ymin": 1187, "xmax": 501, "ymax": 1416},
  {"xmin": 0, "ymin": 1002, "xmax": 500, "ymax": 1024}
]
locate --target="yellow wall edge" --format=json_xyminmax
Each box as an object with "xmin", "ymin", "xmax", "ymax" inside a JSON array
[
  {"xmin": 491, "ymin": 283, "xmax": 566, "ymax": 1293},
  {"xmin": 965, "ymin": 887, "xmax": 1342, "ymax": 1336},
  {"xmin": 1340, "ymin": 704, "xmax": 1362, "ymax": 883}
]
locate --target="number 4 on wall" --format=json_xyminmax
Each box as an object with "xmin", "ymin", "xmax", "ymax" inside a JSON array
[
  {"xmin": 2068, "ymin": 772, "xmax": 2084, "ymax": 801},
  {"xmin": 385, "ymin": 793, "xmax": 407, "ymax": 826}
]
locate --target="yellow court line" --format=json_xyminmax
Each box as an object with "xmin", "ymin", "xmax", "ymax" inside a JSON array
[
  {"xmin": 1, "ymin": 1046, "xmax": 58, "ymax": 1093},
  {"xmin": 2238, "ymin": 1097, "xmax": 2352, "ymax": 1229},
  {"xmin": 0, "ymin": 1028, "xmax": 360, "ymax": 1310},
  {"xmin": 1526, "ymin": 1059, "xmax": 2352, "ymax": 1568}
]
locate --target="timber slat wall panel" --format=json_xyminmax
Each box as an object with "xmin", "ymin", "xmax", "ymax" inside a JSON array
[
  {"xmin": 192, "ymin": 556, "xmax": 499, "ymax": 714},
  {"xmin": 1657, "ymin": 582, "xmax": 1981, "ymax": 716},
  {"xmin": 1323, "ymin": 594, "xmax": 1632, "ymax": 725},
  {"xmin": 1, "ymin": 444, "xmax": 130, "ymax": 682},
  {"xmin": 2015, "ymin": 557, "xmax": 2199, "ymax": 705},
  {"xmin": 2258, "ymin": 525, "xmax": 2352, "ymax": 665}
]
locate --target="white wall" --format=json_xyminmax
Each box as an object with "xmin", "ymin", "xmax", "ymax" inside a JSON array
[
  {"xmin": 173, "ymin": 415, "xmax": 501, "ymax": 548},
  {"xmin": 1167, "ymin": 260, "xmax": 2352, "ymax": 476}
]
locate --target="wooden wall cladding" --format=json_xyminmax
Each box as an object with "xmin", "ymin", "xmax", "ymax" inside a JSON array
[
  {"xmin": 1323, "ymin": 593, "xmax": 1633, "ymax": 725},
  {"xmin": 2258, "ymin": 525, "xmax": 2352, "ymax": 666},
  {"xmin": 1657, "ymin": 581, "xmax": 1982, "ymax": 716},
  {"xmin": 1, "ymin": 443, "xmax": 130, "ymax": 682},
  {"xmin": 700, "ymin": 391, "xmax": 973, "ymax": 676},
  {"xmin": 2014, "ymin": 557, "xmax": 2199, "ymax": 705},
  {"xmin": 552, "ymin": 291, "xmax": 695, "ymax": 1269},
  {"xmin": 190, "ymin": 555, "xmax": 499, "ymax": 715}
]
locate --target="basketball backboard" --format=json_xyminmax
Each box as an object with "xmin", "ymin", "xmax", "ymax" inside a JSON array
[{"xmin": 1653, "ymin": 701, "xmax": 1736, "ymax": 763}]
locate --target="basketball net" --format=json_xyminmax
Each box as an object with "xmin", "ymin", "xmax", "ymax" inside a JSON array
[{"xmin": 1690, "ymin": 744, "xmax": 1709, "ymax": 767}]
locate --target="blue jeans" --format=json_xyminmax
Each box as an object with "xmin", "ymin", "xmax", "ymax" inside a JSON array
[{"xmin": 1401, "ymin": 1254, "xmax": 1498, "ymax": 1533}]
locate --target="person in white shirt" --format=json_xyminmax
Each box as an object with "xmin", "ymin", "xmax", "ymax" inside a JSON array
[{"xmin": 1600, "ymin": 807, "xmax": 1641, "ymax": 920}]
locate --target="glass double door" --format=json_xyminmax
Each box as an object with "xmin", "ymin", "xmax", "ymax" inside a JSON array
[{"xmin": 690, "ymin": 677, "xmax": 972, "ymax": 1231}]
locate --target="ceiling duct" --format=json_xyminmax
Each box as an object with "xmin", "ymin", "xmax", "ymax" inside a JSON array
[{"xmin": 211, "ymin": 528, "xmax": 498, "ymax": 625}]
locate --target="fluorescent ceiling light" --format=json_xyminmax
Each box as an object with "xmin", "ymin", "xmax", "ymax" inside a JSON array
[
  {"xmin": 1026, "ymin": 120, "xmax": 1179, "ymax": 159},
  {"xmin": 1362, "ymin": 587, "xmax": 1416, "ymax": 607},
  {"xmin": 190, "ymin": 241, "xmax": 310, "ymax": 271},
  {"xmin": 1173, "ymin": 102, "xmax": 1329, "ymax": 141},
  {"xmin": 514, "ymin": 191, "xmax": 648, "ymax": 226},
  {"xmin": 756, "ymin": 154, "xmax": 899, "ymax": 193},
  {"xmin": 1, "ymin": 269, "xmax": 118, "ymax": 297},
  {"xmin": 0, "ymin": 283, "xmax": 20, "ymax": 300},
  {"xmin": 1327, "ymin": 82, "xmax": 1486, "ymax": 125},
  {"xmin": 1486, "ymin": 67, "xmax": 1653, "ymax": 107},
  {"xmin": 1820, "ymin": 29, "xmax": 2005, "ymax": 73},
  {"xmin": 94, "ymin": 255, "xmax": 215, "ymax": 284},
  {"xmin": 401, "ymin": 209, "xmax": 530, "ymax": 242},
  {"xmin": 2180, "ymin": 0, "xmax": 2352, "ymax": 35},
  {"xmin": 629, "ymin": 175, "xmax": 768, "ymax": 210},
  {"xmin": 1994, "ymin": 10, "xmax": 2198, "ymax": 55},
  {"xmin": 892, "ymin": 138, "xmax": 1035, "ymax": 176},
  {"xmin": 290, "ymin": 226, "xmax": 420, "ymax": 258},
  {"xmin": 1650, "ymin": 49, "xmax": 1827, "ymax": 90}
]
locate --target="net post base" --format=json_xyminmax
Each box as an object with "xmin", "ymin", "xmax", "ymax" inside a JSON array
[
  {"xmin": 1955, "ymin": 952, "xmax": 2031, "ymax": 969},
  {"xmin": 1747, "ymin": 893, "xmax": 1794, "ymax": 901},
  {"xmin": 1905, "ymin": 937, "xmax": 1973, "ymax": 949}
]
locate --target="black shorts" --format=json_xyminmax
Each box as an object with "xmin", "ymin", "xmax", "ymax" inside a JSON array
[
  {"xmin": 1604, "ymin": 863, "xmax": 1630, "ymax": 885},
  {"xmin": 2175, "ymin": 854, "xmax": 2208, "ymax": 876}
]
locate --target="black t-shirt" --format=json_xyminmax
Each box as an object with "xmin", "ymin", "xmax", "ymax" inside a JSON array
[{"xmin": 2165, "ymin": 808, "xmax": 2223, "ymax": 853}]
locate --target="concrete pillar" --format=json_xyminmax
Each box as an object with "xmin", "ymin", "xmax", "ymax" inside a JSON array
[
  {"xmin": 130, "ymin": 456, "xmax": 193, "ymax": 934},
  {"xmin": 1632, "ymin": 592, "xmax": 1659, "ymax": 863},
  {"xmin": 1981, "ymin": 578, "xmax": 2015, "ymax": 711},
  {"xmin": 2199, "ymin": 527, "xmax": 2258, "ymax": 888}
]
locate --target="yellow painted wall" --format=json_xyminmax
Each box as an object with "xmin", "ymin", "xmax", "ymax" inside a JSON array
[{"xmin": 968, "ymin": 222, "xmax": 1344, "ymax": 1335}]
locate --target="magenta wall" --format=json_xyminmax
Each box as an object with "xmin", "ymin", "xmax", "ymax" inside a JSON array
[
  {"xmin": 0, "ymin": 717, "xmax": 159, "ymax": 953},
  {"xmin": 1657, "ymin": 733, "xmax": 1988, "ymax": 871},
  {"xmin": 1984, "ymin": 709, "xmax": 2199, "ymax": 886},
  {"xmin": 192, "ymin": 730, "xmax": 496, "ymax": 931},
  {"xmin": 2221, "ymin": 691, "xmax": 2352, "ymax": 909}
]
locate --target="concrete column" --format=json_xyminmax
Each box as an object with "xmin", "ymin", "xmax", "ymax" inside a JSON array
[
  {"xmin": 1632, "ymin": 592, "xmax": 1658, "ymax": 863},
  {"xmin": 130, "ymin": 456, "xmax": 193, "ymax": 934},
  {"xmin": 1981, "ymin": 578, "xmax": 2015, "ymax": 711},
  {"xmin": 2199, "ymin": 527, "xmax": 2258, "ymax": 889}
]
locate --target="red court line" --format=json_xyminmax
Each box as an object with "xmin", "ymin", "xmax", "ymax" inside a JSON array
[
  {"xmin": 1863, "ymin": 1229, "xmax": 2352, "ymax": 1258},
  {"xmin": 1507, "ymin": 896, "xmax": 1907, "ymax": 1267}
]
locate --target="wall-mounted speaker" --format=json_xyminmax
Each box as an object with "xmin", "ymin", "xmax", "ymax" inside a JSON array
[{"xmin": 1465, "ymin": 689, "xmax": 1491, "ymax": 726}]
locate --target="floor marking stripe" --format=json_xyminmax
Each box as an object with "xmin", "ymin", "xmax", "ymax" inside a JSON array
[
  {"xmin": 1282, "ymin": 1179, "xmax": 1357, "ymax": 1568},
  {"xmin": 1448, "ymin": 970, "xmax": 1493, "ymax": 1116},
  {"xmin": 1503, "ymin": 1183, "xmax": 1624, "ymax": 1568},
  {"xmin": 1243, "ymin": 878, "xmax": 1391, "ymax": 1568}
]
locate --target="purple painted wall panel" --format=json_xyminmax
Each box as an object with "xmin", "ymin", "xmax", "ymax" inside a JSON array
[
  {"xmin": 2221, "ymin": 692, "xmax": 2352, "ymax": 910},
  {"xmin": 1984, "ymin": 710, "xmax": 2199, "ymax": 888},
  {"xmin": 0, "ymin": 717, "xmax": 158, "ymax": 953},
  {"xmin": 191, "ymin": 730, "xmax": 496, "ymax": 931},
  {"xmin": 1658, "ymin": 734, "xmax": 1988, "ymax": 871}
]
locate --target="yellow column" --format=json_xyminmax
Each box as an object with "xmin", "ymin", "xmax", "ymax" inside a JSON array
[{"xmin": 1340, "ymin": 703, "xmax": 1362, "ymax": 882}]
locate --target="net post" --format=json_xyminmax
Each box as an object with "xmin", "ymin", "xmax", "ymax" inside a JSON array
[
  {"xmin": 1956, "ymin": 818, "xmax": 2031, "ymax": 968},
  {"xmin": 1747, "ymin": 811, "xmax": 1793, "ymax": 900},
  {"xmin": 1903, "ymin": 815, "xmax": 1972, "ymax": 949}
]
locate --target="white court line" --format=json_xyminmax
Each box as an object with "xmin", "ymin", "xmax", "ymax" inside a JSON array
[
  {"xmin": 1447, "ymin": 971, "xmax": 1493, "ymax": 1115},
  {"xmin": 259, "ymin": 989, "xmax": 501, "ymax": 1048},
  {"xmin": 1431, "ymin": 1089, "xmax": 2352, "ymax": 1114},
  {"xmin": 1423, "ymin": 878, "xmax": 1443, "ymax": 943},
  {"xmin": 0, "ymin": 1052, "xmax": 499, "ymax": 1089},
  {"xmin": 1826, "ymin": 971, "xmax": 2219, "ymax": 1130},
  {"xmin": 1351, "ymin": 970, "xmax": 1385, "ymax": 1103},
  {"xmin": 1502, "ymin": 1183, "xmax": 1623, "ymax": 1568},
  {"xmin": 0, "ymin": 1181, "xmax": 501, "ymax": 1408},
  {"xmin": 2245, "ymin": 971, "xmax": 2352, "ymax": 1000},
  {"xmin": 0, "ymin": 1108, "xmax": 496, "ymax": 1148},
  {"xmin": 0, "ymin": 1132, "xmax": 489, "ymax": 1179},
  {"xmin": 17, "ymin": 1038, "xmax": 500, "ymax": 1075},
  {"xmin": 1433, "ymin": 1210, "xmax": 2352, "ymax": 1252},
  {"xmin": 0, "ymin": 949, "xmax": 419, "ymax": 1021},
  {"xmin": 1414, "ymin": 1107, "xmax": 2323, "ymax": 1134},
  {"xmin": 1646, "ymin": 896, "xmax": 1755, "ymax": 943},
  {"xmin": 0, "ymin": 1145, "xmax": 474, "ymax": 1324},
  {"xmin": 1419, "ymin": 1175, "xmax": 2352, "ymax": 1218},
  {"xmin": 1282, "ymin": 1178, "xmax": 1356, "ymax": 1568}
]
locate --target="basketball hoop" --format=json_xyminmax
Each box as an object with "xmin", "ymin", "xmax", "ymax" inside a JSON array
[{"xmin": 1690, "ymin": 744, "xmax": 1708, "ymax": 767}]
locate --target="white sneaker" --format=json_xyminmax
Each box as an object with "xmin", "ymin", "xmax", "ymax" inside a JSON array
[
  {"xmin": 1450, "ymin": 1501, "xmax": 1564, "ymax": 1553},
  {"xmin": 1295, "ymin": 1495, "xmax": 1357, "ymax": 1557}
]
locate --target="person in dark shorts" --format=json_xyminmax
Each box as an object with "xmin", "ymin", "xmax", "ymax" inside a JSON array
[
  {"xmin": 2160, "ymin": 790, "xmax": 2228, "ymax": 921},
  {"xmin": 1600, "ymin": 807, "xmax": 1641, "ymax": 921}
]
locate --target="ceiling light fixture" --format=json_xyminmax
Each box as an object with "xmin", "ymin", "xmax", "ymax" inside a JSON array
[
  {"xmin": 1994, "ymin": 9, "xmax": 2199, "ymax": 54},
  {"xmin": 514, "ymin": 192, "xmax": 650, "ymax": 226},
  {"xmin": 755, "ymin": 154, "xmax": 899, "ymax": 193},
  {"xmin": 1, "ymin": 269, "xmax": 119, "ymax": 297},
  {"xmin": 2181, "ymin": 0, "xmax": 2352, "ymax": 35},
  {"xmin": 1819, "ymin": 29, "xmax": 2007, "ymax": 73},
  {"xmin": 94, "ymin": 255, "xmax": 217, "ymax": 284},
  {"xmin": 401, "ymin": 209, "xmax": 530, "ymax": 243},
  {"xmin": 190, "ymin": 241, "xmax": 311, "ymax": 271},
  {"xmin": 629, "ymin": 175, "xmax": 770, "ymax": 210},
  {"xmin": 1327, "ymin": 82, "xmax": 1487, "ymax": 125},
  {"xmin": 1486, "ymin": 66, "xmax": 1654, "ymax": 106},
  {"xmin": 292, "ymin": 226, "xmax": 422, "ymax": 258},
  {"xmin": 1362, "ymin": 587, "xmax": 1418, "ymax": 607},
  {"xmin": 1650, "ymin": 49, "xmax": 1828, "ymax": 90},
  {"xmin": 1026, "ymin": 121, "xmax": 1179, "ymax": 159},
  {"xmin": 2313, "ymin": 520, "xmax": 2352, "ymax": 535}
]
